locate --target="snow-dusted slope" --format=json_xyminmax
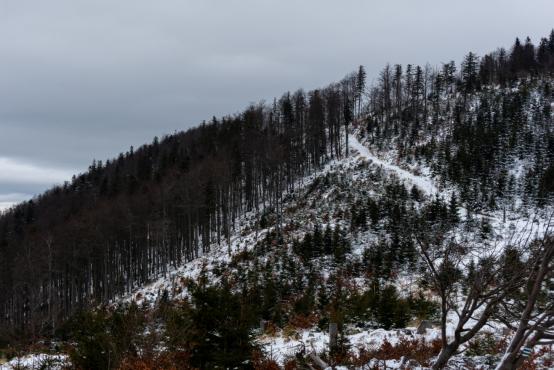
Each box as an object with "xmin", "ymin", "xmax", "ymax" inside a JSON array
[
  {"xmin": 0, "ymin": 354, "xmax": 67, "ymax": 370},
  {"xmin": 121, "ymin": 131, "xmax": 552, "ymax": 305},
  {"xmin": 348, "ymin": 134, "xmax": 439, "ymax": 196},
  {"xmin": 8, "ymin": 129, "xmax": 552, "ymax": 369}
]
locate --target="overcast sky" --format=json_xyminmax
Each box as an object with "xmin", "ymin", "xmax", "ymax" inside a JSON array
[{"xmin": 0, "ymin": 0, "xmax": 553, "ymax": 210}]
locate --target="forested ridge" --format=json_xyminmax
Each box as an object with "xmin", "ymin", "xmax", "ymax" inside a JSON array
[
  {"xmin": 1, "ymin": 31, "xmax": 554, "ymax": 370},
  {"xmin": 359, "ymin": 34, "xmax": 554, "ymax": 209}
]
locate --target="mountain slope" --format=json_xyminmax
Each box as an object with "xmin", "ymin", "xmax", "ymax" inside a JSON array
[{"xmin": 1, "ymin": 31, "xmax": 554, "ymax": 370}]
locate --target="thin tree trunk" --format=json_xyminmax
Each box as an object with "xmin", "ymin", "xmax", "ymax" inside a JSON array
[{"xmin": 432, "ymin": 343, "xmax": 458, "ymax": 370}]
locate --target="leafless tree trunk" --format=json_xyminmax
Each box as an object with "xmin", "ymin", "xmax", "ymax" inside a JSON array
[
  {"xmin": 415, "ymin": 235, "xmax": 527, "ymax": 369},
  {"xmin": 495, "ymin": 235, "xmax": 554, "ymax": 370}
]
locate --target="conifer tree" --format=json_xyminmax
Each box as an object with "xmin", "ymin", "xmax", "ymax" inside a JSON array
[
  {"xmin": 461, "ymin": 52, "xmax": 479, "ymax": 94},
  {"xmin": 356, "ymin": 65, "xmax": 367, "ymax": 116}
]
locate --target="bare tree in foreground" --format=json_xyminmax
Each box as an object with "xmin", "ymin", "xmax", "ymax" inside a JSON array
[
  {"xmin": 415, "ymin": 234, "xmax": 527, "ymax": 370},
  {"xmin": 495, "ymin": 235, "xmax": 554, "ymax": 370}
]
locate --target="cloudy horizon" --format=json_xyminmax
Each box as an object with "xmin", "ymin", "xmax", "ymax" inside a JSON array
[{"xmin": 1, "ymin": 0, "xmax": 553, "ymax": 210}]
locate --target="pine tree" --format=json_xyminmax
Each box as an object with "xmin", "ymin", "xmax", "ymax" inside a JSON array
[
  {"xmin": 376, "ymin": 285, "xmax": 401, "ymax": 330},
  {"xmin": 312, "ymin": 224, "xmax": 323, "ymax": 257},
  {"xmin": 461, "ymin": 52, "xmax": 479, "ymax": 93},
  {"xmin": 332, "ymin": 227, "xmax": 350, "ymax": 263},
  {"xmin": 356, "ymin": 65, "xmax": 367, "ymax": 116},
  {"xmin": 343, "ymin": 97, "xmax": 353, "ymax": 157},
  {"xmin": 393, "ymin": 64, "xmax": 403, "ymax": 117},
  {"xmin": 510, "ymin": 37, "xmax": 525, "ymax": 76},
  {"xmin": 537, "ymin": 37, "xmax": 550, "ymax": 69},
  {"xmin": 522, "ymin": 36, "xmax": 537, "ymax": 71},
  {"xmin": 323, "ymin": 225, "xmax": 333, "ymax": 255},
  {"xmin": 442, "ymin": 61, "xmax": 457, "ymax": 93},
  {"xmin": 448, "ymin": 194, "xmax": 460, "ymax": 224},
  {"xmin": 303, "ymin": 233, "xmax": 314, "ymax": 259}
]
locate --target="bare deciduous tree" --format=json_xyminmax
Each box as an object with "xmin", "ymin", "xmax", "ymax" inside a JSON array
[
  {"xmin": 415, "ymin": 234, "xmax": 527, "ymax": 370},
  {"xmin": 495, "ymin": 235, "xmax": 554, "ymax": 370}
]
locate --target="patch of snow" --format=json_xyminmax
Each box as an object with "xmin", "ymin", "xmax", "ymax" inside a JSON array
[
  {"xmin": 0, "ymin": 354, "xmax": 68, "ymax": 370},
  {"xmin": 348, "ymin": 134, "xmax": 439, "ymax": 196}
]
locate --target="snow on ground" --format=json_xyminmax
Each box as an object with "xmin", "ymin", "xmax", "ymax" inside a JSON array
[
  {"xmin": 259, "ymin": 326, "xmax": 434, "ymax": 367},
  {"xmin": 258, "ymin": 327, "xmax": 406, "ymax": 365},
  {"xmin": 257, "ymin": 306, "xmax": 502, "ymax": 367},
  {"xmin": 112, "ymin": 131, "xmax": 552, "ymax": 369},
  {"xmin": 0, "ymin": 354, "xmax": 68, "ymax": 370},
  {"xmin": 348, "ymin": 134, "xmax": 439, "ymax": 196},
  {"xmin": 255, "ymin": 135, "xmax": 552, "ymax": 367},
  {"xmin": 120, "ymin": 210, "xmax": 267, "ymax": 305},
  {"xmin": 123, "ymin": 131, "xmax": 552, "ymax": 307},
  {"xmin": 350, "ymin": 133, "xmax": 553, "ymax": 250}
]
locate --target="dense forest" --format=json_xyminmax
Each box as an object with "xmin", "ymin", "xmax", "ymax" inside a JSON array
[
  {"xmin": 1, "ymin": 31, "xmax": 554, "ymax": 370},
  {"xmin": 360, "ymin": 35, "xmax": 554, "ymax": 210}
]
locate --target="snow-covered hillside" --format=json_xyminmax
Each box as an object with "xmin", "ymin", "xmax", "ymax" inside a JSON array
[
  {"xmin": 3, "ymin": 127, "xmax": 552, "ymax": 370},
  {"xmin": 3, "ymin": 35, "xmax": 554, "ymax": 369},
  {"xmin": 93, "ymin": 130, "xmax": 551, "ymax": 369}
]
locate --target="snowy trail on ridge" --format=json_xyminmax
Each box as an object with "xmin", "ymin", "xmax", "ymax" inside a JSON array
[
  {"xmin": 349, "ymin": 134, "xmax": 551, "ymax": 248},
  {"xmin": 348, "ymin": 134, "xmax": 438, "ymax": 196}
]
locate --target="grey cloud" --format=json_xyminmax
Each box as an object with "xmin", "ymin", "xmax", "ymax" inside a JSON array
[
  {"xmin": 1, "ymin": 0, "xmax": 553, "ymax": 205},
  {"xmin": 0, "ymin": 157, "xmax": 73, "ymax": 184},
  {"xmin": 0, "ymin": 193, "xmax": 33, "ymax": 212}
]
